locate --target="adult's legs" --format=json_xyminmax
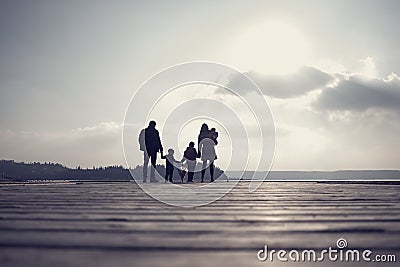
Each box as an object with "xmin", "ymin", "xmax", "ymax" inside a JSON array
[
  {"xmin": 201, "ymin": 160, "xmax": 214, "ymax": 182},
  {"xmin": 209, "ymin": 161, "xmax": 214, "ymax": 182},
  {"xmin": 149, "ymin": 152, "xmax": 157, "ymax": 182},
  {"xmin": 143, "ymin": 152, "xmax": 149, "ymax": 182},
  {"xmin": 201, "ymin": 160, "xmax": 207, "ymax": 182}
]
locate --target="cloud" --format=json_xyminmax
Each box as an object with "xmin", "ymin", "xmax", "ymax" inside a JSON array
[
  {"xmin": 313, "ymin": 73, "xmax": 400, "ymax": 112},
  {"xmin": 262, "ymin": 66, "xmax": 400, "ymax": 170},
  {"xmin": 223, "ymin": 66, "xmax": 334, "ymax": 98}
]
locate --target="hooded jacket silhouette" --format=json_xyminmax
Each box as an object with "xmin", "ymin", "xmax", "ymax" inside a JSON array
[{"xmin": 144, "ymin": 126, "xmax": 163, "ymax": 155}]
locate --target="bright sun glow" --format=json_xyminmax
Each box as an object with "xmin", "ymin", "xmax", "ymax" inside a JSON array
[{"xmin": 230, "ymin": 20, "xmax": 311, "ymax": 75}]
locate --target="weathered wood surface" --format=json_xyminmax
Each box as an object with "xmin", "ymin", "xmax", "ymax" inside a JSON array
[{"xmin": 0, "ymin": 181, "xmax": 399, "ymax": 267}]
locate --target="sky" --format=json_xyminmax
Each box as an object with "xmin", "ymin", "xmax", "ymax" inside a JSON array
[{"xmin": 0, "ymin": 0, "xmax": 399, "ymax": 170}]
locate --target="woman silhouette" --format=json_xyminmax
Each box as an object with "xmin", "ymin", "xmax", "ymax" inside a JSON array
[{"xmin": 198, "ymin": 123, "xmax": 217, "ymax": 183}]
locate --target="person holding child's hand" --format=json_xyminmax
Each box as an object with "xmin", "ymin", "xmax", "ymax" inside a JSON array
[{"xmin": 161, "ymin": 148, "xmax": 179, "ymax": 183}]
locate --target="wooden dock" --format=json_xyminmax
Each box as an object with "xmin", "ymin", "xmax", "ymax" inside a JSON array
[{"xmin": 0, "ymin": 181, "xmax": 399, "ymax": 266}]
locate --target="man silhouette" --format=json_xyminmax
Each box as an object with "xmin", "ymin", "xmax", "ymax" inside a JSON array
[{"xmin": 138, "ymin": 121, "xmax": 163, "ymax": 182}]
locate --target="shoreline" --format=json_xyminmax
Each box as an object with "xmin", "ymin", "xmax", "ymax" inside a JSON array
[{"xmin": 1, "ymin": 179, "xmax": 400, "ymax": 186}]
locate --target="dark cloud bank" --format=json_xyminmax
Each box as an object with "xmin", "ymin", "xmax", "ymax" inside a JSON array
[
  {"xmin": 224, "ymin": 67, "xmax": 400, "ymax": 113},
  {"xmin": 314, "ymin": 74, "xmax": 400, "ymax": 112}
]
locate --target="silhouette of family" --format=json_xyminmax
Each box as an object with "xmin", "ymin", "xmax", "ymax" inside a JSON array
[{"xmin": 138, "ymin": 121, "xmax": 218, "ymax": 183}]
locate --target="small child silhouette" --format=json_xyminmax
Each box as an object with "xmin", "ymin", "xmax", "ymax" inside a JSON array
[
  {"xmin": 210, "ymin": 127, "xmax": 218, "ymax": 145},
  {"xmin": 210, "ymin": 127, "xmax": 218, "ymax": 160},
  {"xmin": 182, "ymin": 142, "xmax": 198, "ymax": 183},
  {"xmin": 161, "ymin": 148, "xmax": 179, "ymax": 183}
]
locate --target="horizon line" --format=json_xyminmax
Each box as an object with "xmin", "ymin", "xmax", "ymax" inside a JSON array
[{"xmin": 1, "ymin": 159, "xmax": 400, "ymax": 172}]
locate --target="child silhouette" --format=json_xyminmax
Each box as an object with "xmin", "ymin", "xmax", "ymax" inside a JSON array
[
  {"xmin": 161, "ymin": 148, "xmax": 179, "ymax": 183},
  {"xmin": 182, "ymin": 142, "xmax": 198, "ymax": 183}
]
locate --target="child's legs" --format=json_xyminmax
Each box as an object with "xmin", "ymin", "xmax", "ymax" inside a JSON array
[
  {"xmin": 187, "ymin": 161, "xmax": 196, "ymax": 172},
  {"xmin": 168, "ymin": 169, "xmax": 173, "ymax": 181},
  {"xmin": 187, "ymin": 161, "xmax": 196, "ymax": 181},
  {"xmin": 165, "ymin": 164, "xmax": 174, "ymax": 180}
]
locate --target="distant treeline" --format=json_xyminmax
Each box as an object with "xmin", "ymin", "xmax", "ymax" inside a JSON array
[
  {"xmin": 0, "ymin": 160, "xmax": 226, "ymax": 182},
  {"xmin": 0, "ymin": 160, "xmax": 131, "ymax": 181}
]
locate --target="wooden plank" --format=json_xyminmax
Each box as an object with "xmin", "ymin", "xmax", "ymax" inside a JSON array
[{"xmin": 0, "ymin": 182, "xmax": 399, "ymax": 267}]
